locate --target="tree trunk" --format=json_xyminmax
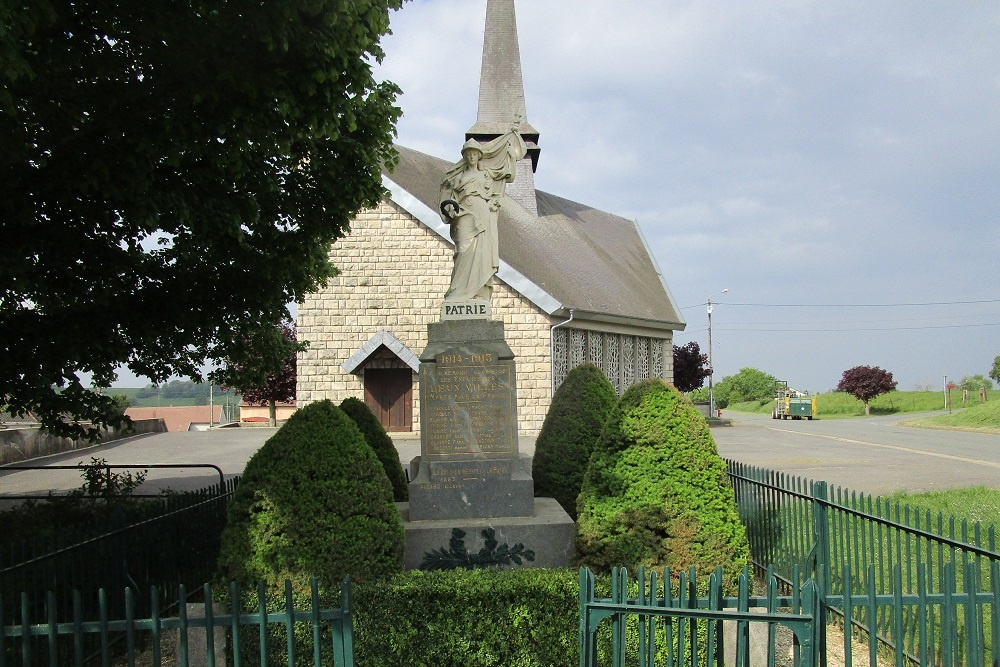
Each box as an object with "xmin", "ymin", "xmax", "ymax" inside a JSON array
[
  {"xmin": 864, "ymin": 401, "xmax": 871, "ymax": 416},
  {"xmin": 269, "ymin": 399, "xmax": 277, "ymax": 427}
]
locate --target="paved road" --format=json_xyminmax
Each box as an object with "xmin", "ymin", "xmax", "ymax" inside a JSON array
[
  {"xmin": 0, "ymin": 428, "xmax": 274, "ymax": 506},
  {"xmin": 1, "ymin": 413, "xmax": 997, "ymax": 504},
  {"xmin": 714, "ymin": 411, "xmax": 1000, "ymax": 495}
]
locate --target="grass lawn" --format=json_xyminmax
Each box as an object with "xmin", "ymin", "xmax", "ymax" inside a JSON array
[
  {"xmin": 898, "ymin": 398, "xmax": 1000, "ymax": 434},
  {"xmin": 884, "ymin": 485, "xmax": 1000, "ymax": 528}
]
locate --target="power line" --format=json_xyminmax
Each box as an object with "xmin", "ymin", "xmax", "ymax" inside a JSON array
[
  {"xmin": 680, "ymin": 298, "xmax": 1000, "ymax": 310},
  {"xmin": 716, "ymin": 322, "xmax": 1000, "ymax": 333},
  {"xmin": 676, "ymin": 321, "xmax": 1000, "ymax": 335}
]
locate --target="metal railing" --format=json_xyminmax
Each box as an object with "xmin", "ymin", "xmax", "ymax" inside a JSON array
[
  {"xmin": 1, "ymin": 578, "xmax": 354, "ymax": 667},
  {"xmin": 579, "ymin": 566, "xmax": 819, "ymax": 666},
  {"xmin": 0, "ymin": 463, "xmax": 226, "ymax": 499},
  {"xmin": 728, "ymin": 459, "xmax": 1000, "ymax": 665},
  {"xmin": 1, "ymin": 477, "xmax": 240, "ymax": 656}
]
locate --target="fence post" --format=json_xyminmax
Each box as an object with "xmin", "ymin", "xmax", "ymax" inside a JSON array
[{"xmin": 812, "ymin": 481, "xmax": 828, "ymax": 667}]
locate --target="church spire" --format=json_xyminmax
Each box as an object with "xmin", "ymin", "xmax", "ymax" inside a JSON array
[{"xmin": 466, "ymin": 0, "xmax": 539, "ymax": 215}]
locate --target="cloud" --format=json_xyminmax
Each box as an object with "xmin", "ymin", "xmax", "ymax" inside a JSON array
[{"xmin": 375, "ymin": 0, "xmax": 1000, "ymax": 391}]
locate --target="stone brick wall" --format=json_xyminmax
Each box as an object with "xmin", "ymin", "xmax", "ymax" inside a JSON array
[{"xmin": 297, "ymin": 198, "xmax": 555, "ymax": 436}]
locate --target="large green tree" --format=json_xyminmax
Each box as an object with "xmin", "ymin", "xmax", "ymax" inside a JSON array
[
  {"xmin": 1, "ymin": 0, "xmax": 404, "ymax": 437},
  {"xmin": 712, "ymin": 367, "xmax": 777, "ymax": 408},
  {"xmin": 990, "ymin": 356, "xmax": 1000, "ymax": 385}
]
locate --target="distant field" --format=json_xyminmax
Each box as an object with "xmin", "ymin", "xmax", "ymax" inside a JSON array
[
  {"xmin": 725, "ymin": 389, "xmax": 1000, "ymax": 433},
  {"xmin": 109, "ymin": 385, "xmax": 240, "ymax": 408},
  {"xmin": 727, "ymin": 389, "xmax": 992, "ymax": 419}
]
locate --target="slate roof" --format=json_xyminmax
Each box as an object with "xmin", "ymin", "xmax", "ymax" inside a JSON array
[{"xmin": 383, "ymin": 144, "xmax": 685, "ymax": 331}]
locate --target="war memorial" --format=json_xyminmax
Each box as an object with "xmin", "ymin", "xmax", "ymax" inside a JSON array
[{"xmin": 398, "ymin": 108, "xmax": 574, "ymax": 568}]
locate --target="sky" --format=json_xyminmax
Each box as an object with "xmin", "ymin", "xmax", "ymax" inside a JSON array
[{"xmin": 371, "ymin": 0, "xmax": 1000, "ymax": 394}]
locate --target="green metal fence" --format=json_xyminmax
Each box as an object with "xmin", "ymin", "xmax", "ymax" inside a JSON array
[
  {"xmin": 1, "ymin": 577, "xmax": 354, "ymax": 667},
  {"xmin": 579, "ymin": 565, "xmax": 819, "ymax": 666},
  {"xmin": 728, "ymin": 459, "xmax": 1000, "ymax": 665},
  {"xmin": 1, "ymin": 477, "xmax": 239, "ymax": 663}
]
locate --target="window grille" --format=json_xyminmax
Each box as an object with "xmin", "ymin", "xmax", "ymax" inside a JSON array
[
  {"xmin": 637, "ymin": 337, "xmax": 650, "ymax": 381},
  {"xmin": 550, "ymin": 327, "xmax": 669, "ymax": 395},
  {"xmin": 622, "ymin": 336, "xmax": 635, "ymax": 387}
]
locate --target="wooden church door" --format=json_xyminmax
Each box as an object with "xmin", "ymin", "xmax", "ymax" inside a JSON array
[{"xmin": 364, "ymin": 368, "xmax": 413, "ymax": 432}]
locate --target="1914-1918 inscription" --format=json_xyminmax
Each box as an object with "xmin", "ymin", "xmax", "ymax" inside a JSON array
[{"xmin": 420, "ymin": 351, "xmax": 516, "ymax": 458}]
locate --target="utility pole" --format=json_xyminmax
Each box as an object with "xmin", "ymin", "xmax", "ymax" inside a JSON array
[{"xmin": 707, "ymin": 288, "xmax": 728, "ymax": 417}]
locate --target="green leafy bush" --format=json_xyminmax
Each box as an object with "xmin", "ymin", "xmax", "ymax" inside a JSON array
[
  {"xmin": 532, "ymin": 363, "xmax": 617, "ymax": 519},
  {"xmin": 575, "ymin": 379, "xmax": 750, "ymax": 591},
  {"xmin": 339, "ymin": 397, "xmax": 408, "ymax": 501},
  {"xmin": 353, "ymin": 568, "xmax": 579, "ymax": 667},
  {"xmin": 217, "ymin": 400, "xmax": 403, "ymax": 591}
]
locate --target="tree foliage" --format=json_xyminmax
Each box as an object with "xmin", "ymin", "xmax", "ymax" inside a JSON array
[
  {"xmin": 990, "ymin": 356, "xmax": 1000, "ymax": 385},
  {"xmin": 836, "ymin": 365, "xmax": 897, "ymax": 415},
  {"xmin": 221, "ymin": 324, "xmax": 299, "ymax": 426},
  {"xmin": 1, "ymin": 0, "xmax": 404, "ymax": 438},
  {"xmin": 532, "ymin": 363, "xmax": 617, "ymax": 519},
  {"xmin": 959, "ymin": 375, "xmax": 993, "ymax": 392},
  {"xmin": 712, "ymin": 367, "xmax": 777, "ymax": 408},
  {"xmin": 672, "ymin": 342, "xmax": 711, "ymax": 393}
]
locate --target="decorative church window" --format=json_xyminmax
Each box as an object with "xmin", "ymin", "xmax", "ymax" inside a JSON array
[
  {"xmin": 637, "ymin": 337, "xmax": 650, "ymax": 381},
  {"xmin": 605, "ymin": 335, "xmax": 622, "ymax": 394},
  {"xmin": 552, "ymin": 328, "xmax": 569, "ymax": 389},
  {"xmin": 571, "ymin": 329, "xmax": 587, "ymax": 369},
  {"xmin": 588, "ymin": 331, "xmax": 604, "ymax": 370},
  {"xmin": 622, "ymin": 336, "xmax": 635, "ymax": 387},
  {"xmin": 550, "ymin": 327, "xmax": 670, "ymax": 395},
  {"xmin": 651, "ymin": 338, "xmax": 665, "ymax": 378}
]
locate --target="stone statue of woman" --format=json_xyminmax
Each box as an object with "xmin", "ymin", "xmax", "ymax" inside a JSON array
[{"xmin": 439, "ymin": 124, "xmax": 527, "ymax": 303}]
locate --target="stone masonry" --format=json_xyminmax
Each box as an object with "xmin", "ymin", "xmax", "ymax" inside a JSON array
[{"xmin": 297, "ymin": 198, "xmax": 555, "ymax": 436}]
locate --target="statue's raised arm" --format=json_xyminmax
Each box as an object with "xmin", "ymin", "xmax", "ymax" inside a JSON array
[{"xmin": 439, "ymin": 125, "xmax": 527, "ymax": 303}]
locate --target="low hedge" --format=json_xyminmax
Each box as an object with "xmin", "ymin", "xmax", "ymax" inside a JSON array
[
  {"xmin": 354, "ymin": 568, "xmax": 580, "ymax": 667},
  {"xmin": 232, "ymin": 566, "xmax": 741, "ymax": 667}
]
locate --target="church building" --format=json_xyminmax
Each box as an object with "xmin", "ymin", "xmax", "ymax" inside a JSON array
[{"xmin": 296, "ymin": 0, "xmax": 685, "ymax": 436}]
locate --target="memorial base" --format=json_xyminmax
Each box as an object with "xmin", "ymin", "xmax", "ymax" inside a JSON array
[
  {"xmin": 397, "ymin": 498, "xmax": 576, "ymax": 570},
  {"xmin": 407, "ymin": 454, "xmax": 534, "ymax": 520}
]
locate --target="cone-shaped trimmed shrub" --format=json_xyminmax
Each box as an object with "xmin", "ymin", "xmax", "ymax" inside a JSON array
[
  {"xmin": 575, "ymin": 379, "xmax": 749, "ymax": 590},
  {"xmin": 217, "ymin": 400, "xmax": 403, "ymax": 590},
  {"xmin": 532, "ymin": 363, "xmax": 617, "ymax": 519},
  {"xmin": 340, "ymin": 397, "xmax": 409, "ymax": 501}
]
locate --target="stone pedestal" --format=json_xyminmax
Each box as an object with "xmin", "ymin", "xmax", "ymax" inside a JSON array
[
  {"xmin": 401, "ymin": 317, "xmax": 574, "ymax": 569},
  {"xmin": 397, "ymin": 498, "xmax": 575, "ymax": 569},
  {"xmin": 407, "ymin": 319, "xmax": 533, "ymax": 521}
]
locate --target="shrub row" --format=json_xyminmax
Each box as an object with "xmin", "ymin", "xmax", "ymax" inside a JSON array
[{"xmin": 354, "ymin": 568, "xmax": 580, "ymax": 667}]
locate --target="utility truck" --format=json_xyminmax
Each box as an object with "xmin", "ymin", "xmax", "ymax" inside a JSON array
[{"xmin": 772, "ymin": 381, "xmax": 816, "ymax": 420}]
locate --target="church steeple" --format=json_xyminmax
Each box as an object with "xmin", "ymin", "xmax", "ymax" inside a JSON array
[{"xmin": 466, "ymin": 0, "xmax": 539, "ymax": 215}]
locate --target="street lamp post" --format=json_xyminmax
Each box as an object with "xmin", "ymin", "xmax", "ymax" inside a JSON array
[{"xmin": 707, "ymin": 288, "xmax": 728, "ymax": 417}]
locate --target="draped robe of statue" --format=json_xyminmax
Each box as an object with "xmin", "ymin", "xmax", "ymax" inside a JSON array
[{"xmin": 439, "ymin": 128, "xmax": 527, "ymax": 302}]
